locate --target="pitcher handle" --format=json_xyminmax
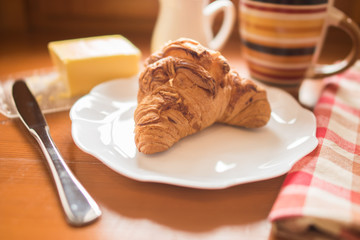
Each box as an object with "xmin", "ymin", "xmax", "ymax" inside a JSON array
[
  {"xmin": 204, "ymin": 0, "xmax": 235, "ymax": 51},
  {"xmin": 307, "ymin": 7, "xmax": 360, "ymax": 78}
]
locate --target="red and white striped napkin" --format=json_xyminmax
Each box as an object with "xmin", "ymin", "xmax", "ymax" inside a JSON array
[{"xmin": 269, "ymin": 62, "xmax": 360, "ymax": 240}]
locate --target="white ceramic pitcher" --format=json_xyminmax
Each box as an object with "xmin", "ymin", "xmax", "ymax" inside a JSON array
[{"xmin": 151, "ymin": 0, "xmax": 235, "ymax": 53}]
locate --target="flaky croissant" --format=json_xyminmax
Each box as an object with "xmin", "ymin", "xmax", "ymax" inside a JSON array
[{"xmin": 134, "ymin": 38, "xmax": 271, "ymax": 154}]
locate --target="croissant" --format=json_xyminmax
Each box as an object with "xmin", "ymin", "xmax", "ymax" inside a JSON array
[{"xmin": 134, "ymin": 38, "xmax": 271, "ymax": 154}]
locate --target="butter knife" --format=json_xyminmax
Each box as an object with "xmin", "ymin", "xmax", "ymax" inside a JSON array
[{"xmin": 12, "ymin": 80, "xmax": 101, "ymax": 226}]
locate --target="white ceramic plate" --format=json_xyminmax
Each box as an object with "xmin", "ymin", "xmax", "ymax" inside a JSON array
[{"xmin": 70, "ymin": 78, "xmax": 318, "ymax": 189}]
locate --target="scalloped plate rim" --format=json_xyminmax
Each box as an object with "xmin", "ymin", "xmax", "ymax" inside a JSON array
[{"xmin": 70, "ymin": 78, "xmax": 318, "ymax": 189}]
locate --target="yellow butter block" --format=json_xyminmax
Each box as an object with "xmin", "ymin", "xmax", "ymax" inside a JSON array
[{"xmin": 48, "ymin": 35, "xmax": 141, "ymax": 97}]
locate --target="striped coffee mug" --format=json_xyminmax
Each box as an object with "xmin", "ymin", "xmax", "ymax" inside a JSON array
[{"xmin": 239, "ymin": 0, "xmax": 360, "ymax": 97}]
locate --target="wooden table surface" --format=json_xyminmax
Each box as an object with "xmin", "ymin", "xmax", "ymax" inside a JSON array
[{"xmin": 0, "ymin": 32, "xmax": 351, "ymax": 240}]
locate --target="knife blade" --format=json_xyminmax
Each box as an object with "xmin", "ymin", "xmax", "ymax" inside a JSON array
[{"xmin": 12, "ymin": 79, "xmax": 101, "ymax": 226}]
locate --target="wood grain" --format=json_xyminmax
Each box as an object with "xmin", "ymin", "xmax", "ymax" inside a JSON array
[
  {"xmin": 0, "ymin": 22, "xmax": 357, "ymax": 239},
  {"xmin": 0, "ymin": 33, "xmax": 284, "ymax": 240}
]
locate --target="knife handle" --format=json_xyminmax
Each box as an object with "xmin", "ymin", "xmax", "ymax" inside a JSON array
[{"xmin": 30, "ymin": 126, "xmax": 101, "ymax": 226}]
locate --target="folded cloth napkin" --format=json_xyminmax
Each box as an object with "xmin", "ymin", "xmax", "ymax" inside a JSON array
[{"xmin": 269, "ymin": 61, "xmax": 360, "ymax": 240}]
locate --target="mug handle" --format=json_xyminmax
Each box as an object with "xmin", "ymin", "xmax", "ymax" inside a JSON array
[
  {"xmin": 307, "ymin": 7, "xmax": 360, "ymax": 79},
  {"xmin": 204, "ymin": 0, "xmax": 235, "ymax": 50}
]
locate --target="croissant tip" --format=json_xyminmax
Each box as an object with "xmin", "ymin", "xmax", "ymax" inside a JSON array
[{"xmin": 138, "ymin": 143, "xmax": 169, "ymax": 155}]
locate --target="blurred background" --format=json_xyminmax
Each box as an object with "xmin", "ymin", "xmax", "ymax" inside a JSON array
[
  {"xmin": 1, "ymin": 0, "xmax": 359, "ymax": 75},
  {"xmin": 1, "ymin": 0, "xmax": 360, "ymax": 40}
]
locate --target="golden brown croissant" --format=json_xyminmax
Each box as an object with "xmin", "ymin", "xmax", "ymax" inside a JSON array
[{"xmin": 134, "ymin": 38, "xmax": 271, "ymax": 154}]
